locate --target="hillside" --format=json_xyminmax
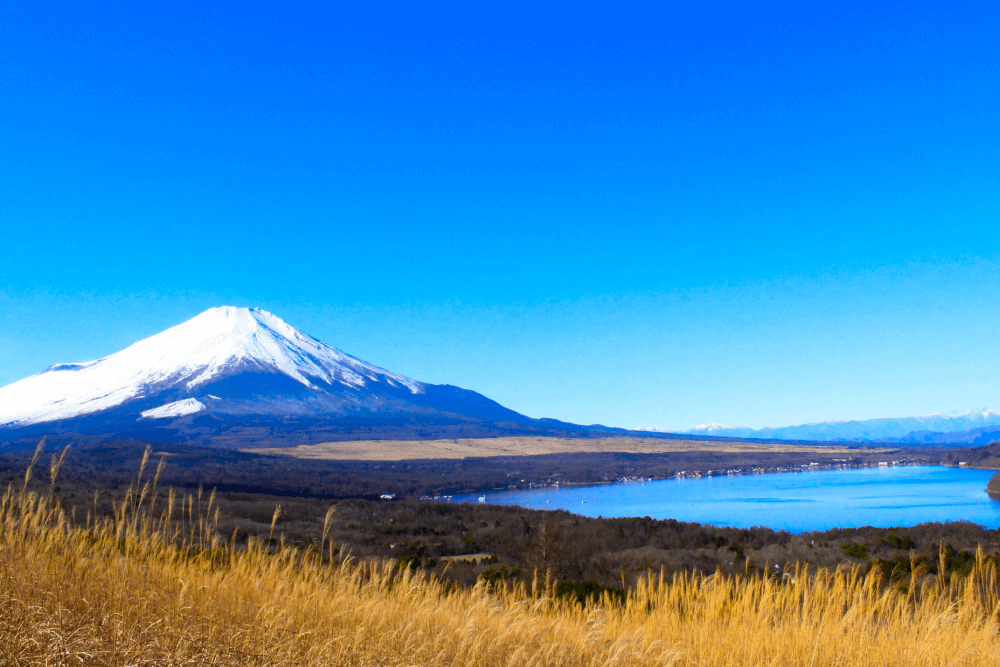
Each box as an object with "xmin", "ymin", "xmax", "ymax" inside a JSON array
[{"xmin": 941, "ymin": 441, "xmax": 1000, "ymax": 471}]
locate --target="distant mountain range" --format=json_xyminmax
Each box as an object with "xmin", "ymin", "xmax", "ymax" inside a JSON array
[
  {"xmin": 681, "ymin": 410, "xmax": 1000, "ymax": 444},
  {"xmin": 0, "ymin": 307, "xmax": 620, "ymax": 447}
]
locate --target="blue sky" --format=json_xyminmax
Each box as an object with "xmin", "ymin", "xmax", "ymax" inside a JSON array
[{"xmin": 2, "ymin": 1, "xmax": 999, "ymax": 430}]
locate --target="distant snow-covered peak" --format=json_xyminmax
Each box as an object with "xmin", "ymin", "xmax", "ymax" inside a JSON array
[
  {"xmin": 688, "ymin": 423, "xmax": 749, "ymax": 432},
  {"xmin": 0, "ymin": 306, "xmax": 423, "ymax": 427},
  {"xmin": 682, "ymin": 408, "xmax": 1000, "ymax": 441}
]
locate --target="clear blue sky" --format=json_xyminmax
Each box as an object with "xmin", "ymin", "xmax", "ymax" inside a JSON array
[{"xmin": 2, "ymin": 1, "xmax": 999, "ymax": 431}]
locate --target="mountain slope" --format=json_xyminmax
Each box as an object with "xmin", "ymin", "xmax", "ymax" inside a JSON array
[{"xmin": 0, "ymin": 307, "xmax": 595, "ymax": 446}]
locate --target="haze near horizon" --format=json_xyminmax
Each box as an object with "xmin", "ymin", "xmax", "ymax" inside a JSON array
[{"xmin": 3, "ymin": 2, "xmax": 999, "ymax": 432}]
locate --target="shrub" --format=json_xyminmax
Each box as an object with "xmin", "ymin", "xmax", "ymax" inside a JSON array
[
  {"xmin": 478, "ymin": 565, "xmax": 519, "ymax": 585},
  {"xmin": 842, "ymin": 543, "xmax": 869, "ymax": 560},
  {"xmin": 882, "ymin": 533, "xmax": 916, "ymax": 550}
]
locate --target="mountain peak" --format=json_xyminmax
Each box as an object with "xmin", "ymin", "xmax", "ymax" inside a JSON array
[
  {"xmin": 0, "ymin": 306, "xmax": 422, "ymax": 427},
  {"xmin": 188, "ymin": 306, "xmax": 298, "ymax": 340},
  {"xmin": 689, "ymin": 423, "xmax": 748, "ymax": 432},
  {"xmin": 0, "ymin": 307, "xmax": 576, "ymax": 445}
]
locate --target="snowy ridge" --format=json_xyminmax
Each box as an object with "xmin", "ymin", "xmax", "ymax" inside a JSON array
[
  {"xmin": 0, "ymin": 307, "xmax": 423, "ymax": 427},
  {"xmin": 681, "ymin": 408, "xmax": 1000, "ymax": 441},
  {"xmin": 686, "ymin": 423, "xmax": 750, "ymax": 435},
  {"xmin": 140, "ymin": 398, "xmax": 206, "ymax": 420}
]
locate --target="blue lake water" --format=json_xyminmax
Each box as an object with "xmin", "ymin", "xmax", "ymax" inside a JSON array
[{"xmin": 451, "ymin": 466, "xmax": 1000, "ymax": 533}]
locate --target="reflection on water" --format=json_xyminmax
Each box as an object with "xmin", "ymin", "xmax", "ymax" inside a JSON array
[{"xmin": 451, "ymin": 466, "xmax": 1000, "ymax": 533}]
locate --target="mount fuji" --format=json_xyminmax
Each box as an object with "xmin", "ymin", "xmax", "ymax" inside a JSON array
[{"xmin": 0, "ymin": 307, "xmax": 599, "ymax": 446}]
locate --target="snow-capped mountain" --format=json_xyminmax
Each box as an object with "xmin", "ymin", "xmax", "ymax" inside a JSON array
[
  {"xmin": 0, "ymin": 307, "xmax": 589, "ymax": 445},
  {"xmin": 0, "ymin": 307, "xmax": 422, "ymax": 427},
  {"xmin": 682, "ymin": 409, "xmax": 1000, "ymax": 443}
]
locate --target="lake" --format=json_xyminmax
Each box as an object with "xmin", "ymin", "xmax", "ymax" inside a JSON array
[{"xmin": 451, "ymin": 466, "xmax": 1000, "ymax": 533}]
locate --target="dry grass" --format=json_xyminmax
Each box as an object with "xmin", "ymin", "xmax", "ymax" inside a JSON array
[
  {"xmin": 2, "ymin": 443, "xmax": 999, "ymax": 666},
  {"xmin": 246, "ymin": 435, "xmax": 893, "ymax": 460}
]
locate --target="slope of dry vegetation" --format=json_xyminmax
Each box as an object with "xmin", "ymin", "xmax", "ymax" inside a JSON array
[{"xmin": 2, "ymin": 445, "xmax": 1000, "ymax": 666}]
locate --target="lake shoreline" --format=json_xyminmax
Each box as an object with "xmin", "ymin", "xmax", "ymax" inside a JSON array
[
  {"xmin": 443, "ymin": 457, "xmax": 936, "ymax": 498},
  {"xmin": 450, "ymin": 465, "xmax": 1000, "ymax": 533}
]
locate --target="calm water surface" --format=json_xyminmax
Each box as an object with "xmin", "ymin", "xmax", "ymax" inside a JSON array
[{"xmin": 452, "ymin": 466, "xmax": 1000, "ymax": 532}]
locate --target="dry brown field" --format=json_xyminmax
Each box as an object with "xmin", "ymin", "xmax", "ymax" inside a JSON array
[{"xmin": 247, "ymin": 435, "xmax": 895, "ymax": 460}]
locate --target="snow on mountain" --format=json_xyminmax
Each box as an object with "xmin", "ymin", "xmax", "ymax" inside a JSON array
[
  {"xmin": 0, "ymin": 306, "xmax": 422, "ymax": 427},
  {"xmin": 140, "ymin": 398, "xmax": 206, "ymax": 420},
  {"xmin": 683, "ymin": 409, "xmax": 1000, "ymax": 442},
  {"xmin": 637, "ymin": 424, "xmax": 755, "ymax": 437},
  {"xmin": 684, "ymin": 423, "xmax": 754, "ymax": 437}
]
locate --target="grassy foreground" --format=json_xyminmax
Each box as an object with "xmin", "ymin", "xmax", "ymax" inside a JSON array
[{"xmin": 2, "ymin": 450, "xmax": 1000, "ymax": 665}]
